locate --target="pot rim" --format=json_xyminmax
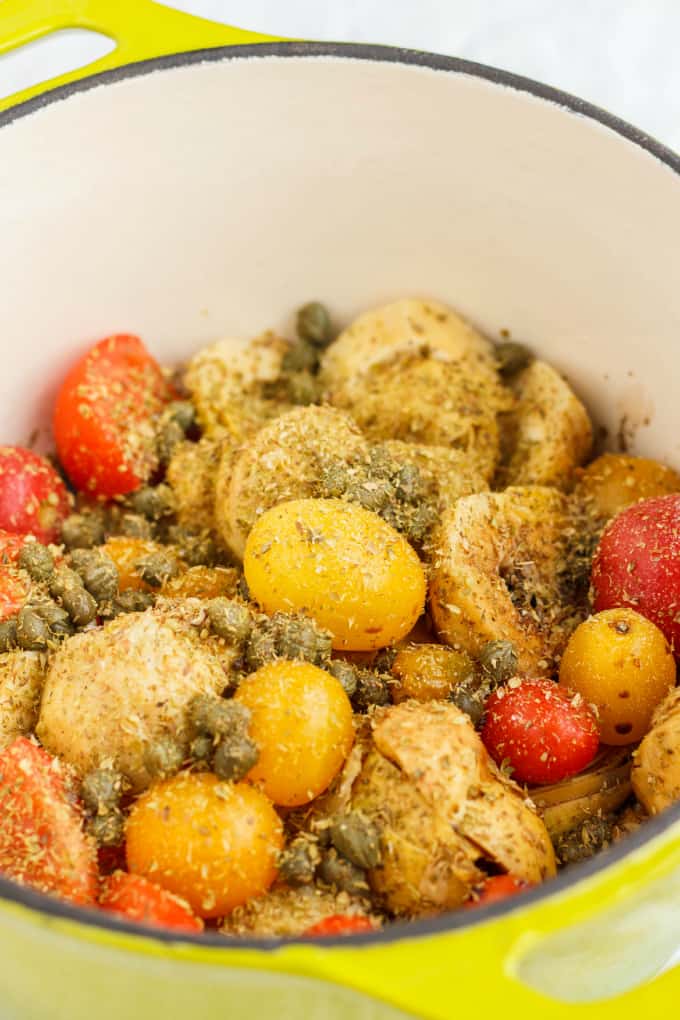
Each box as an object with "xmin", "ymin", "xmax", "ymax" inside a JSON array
[{"xmin": 0, "ymin": 39, "xmax": 678, "ymax": 951}]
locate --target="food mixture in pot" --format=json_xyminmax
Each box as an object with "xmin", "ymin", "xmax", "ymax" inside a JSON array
[{"xmin": 0, "ymin": 297, "xmax": 678, "ymax": 937}]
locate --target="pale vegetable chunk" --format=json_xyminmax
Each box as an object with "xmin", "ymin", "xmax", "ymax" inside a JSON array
[
  {"xmin": 0, "ymin": 651, "xmax": 45, "ymax": 749},
  {"xmin": 166, "ymin": 436, "xmax": 225, "ymax": 534},
  {"xmin": 632, "ymin": 688, "xmax": 680, "ymax": 814},
  {"xmin": 500, "ymin": 360, "xmax": 592, "ymax": 489},
  {"xmin": 430, "ymin": 486, "xmax": 573, "ymax": 675},
  {"xmin": 37, "ymin": 612, "xmax": 225, "ymax": 791}
]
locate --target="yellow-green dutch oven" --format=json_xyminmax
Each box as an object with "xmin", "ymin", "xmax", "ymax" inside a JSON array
[{"xmin": 1, "ymin": 2, "xmax": 680, "ymax": 1018}]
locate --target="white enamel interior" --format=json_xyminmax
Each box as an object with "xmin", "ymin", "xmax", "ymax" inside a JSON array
[{"xmin": 0, "ymin": 52, "xmax": 678, "ymax": 462}]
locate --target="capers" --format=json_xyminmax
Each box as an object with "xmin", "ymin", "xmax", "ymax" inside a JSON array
[
  {"xmin": 282, "ymin": 339, "xmax": 319, "ymax": 374},
  {"xmin": 296, "ymin": 301, "xmax": 332, "ymax": 347},
  {"xmin": 165, "ymin": 525, "xmax": 218, "ymax": 568},
  {"xmin": 328, "ymin": 660, "xmax": 358, "ymax": 698},
  {"xmin": 206, "ymin": 598, "xmax": 253, "ymax": 646},
  {"xmin": 165, "ymin": 400, "xmax": 196, "ymax": 434},
  {"xmin": 30, "ymin": 599, "xmax": 73, "ymax": 639},
  {"xmin": 189, "ymin": 734, "xmax": 214, "ymax": 762},
  {"xmin": 61, "ymin": 513, "xmax": 105, "ymax": 549},
  {"xmin": 130, "ymin": 484, "xmax": 175, "ymax": 522},
  {"xmin": 190, "ymin": 695, "xmax": 251, "ymax": 739},
  {"xmin": 117, "ymin": 513, "xmax": 153, "ymax": 540},
  {"xmin": 449, "ymin": 676, "xmax": 491, "ymax": 729},
  {"xmin": 278, "ymin": 837, "xmax": 320, "ymax": 887},
  {"xmin": 346, "ymin": 479, "xmax": 392, "ymax": 514},
  {"xmin": 69, "ymin": 549, "xmax": 118, "ymax": 604},
  {"xmin": 394, "ymin": 463, "xmax": 427, "ymax": 504},
  {"xmin": 479, "ymin": 640, "xmax": 518, "ymax": 685},
  {"xmin": 318, "ymin": 461, "xmax": 351, "ymax": 499},
  {"xmin": 81, "ymin": 767, "xmax": 126, "ymax": 814},
  {"xmin": 109, "ymin": 589, "xmax": 155, "ymax": 616},
  {"xmin": 157, "ymin": 419, "xmax": 186, "ymax": 465},
  {"xmin": 556, "ymin": 815, "xmax": 614, "ymax": 865},
  {"xmin": 271, "ymin": 612, "xmax": 332, "ymax": 666},
  {"xmin": 144, "ymin": 737, "xmax": 184, "ymax": 779},
  {"xmin": 352, "ymin": 670, "xmax": 391, "ymax": 713},
  {"xmin": 245, "ymin": 621, "xmax": 279, "ymax": 671},
  {"xmin": 317, "ymin": 849, "xmax": 369, "ymax": 896},
  {"xmin": 494, "ymin": 340, "xmax": 533, "ymax": 377},
  {"xmin": 48, "ymin": 566, "xmax": 83, "ymax": 600},
  {"xmin": 285, "ymin": 370, "xmax": 321, "ymax": 406},
  {"xmin": 330, "ymin": 812, "xmax": 382, "ymax": 870},
  {"xmin": 136, "ymin": 551, "xmax": 178, "ymax": 589},
  {"xmin": 60, "ymin": 586, "xmax": 97, "ymax": 628},
  {"xmin": 0, "ymin": 618, "xmax": 17, "ymax": 652},
  {"xmin": 212, "ymin": 732, "xmax": 259, "ymax": 781},
  {"xmin": 88, "ymin": 810, "xmax": 125, "ymax": 847},
  {"xmin": 15, "ymin": 607, "xmax": 50, "ymax": 650},
  {"xmin": 18, "ymin": 542, "xmax": 54, "ymax": 582}
]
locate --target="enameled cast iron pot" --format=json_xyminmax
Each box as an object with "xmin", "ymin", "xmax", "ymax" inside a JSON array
[{"xmin": 1, "ymin": 2, "xmax": 679, "ymax": 1018}]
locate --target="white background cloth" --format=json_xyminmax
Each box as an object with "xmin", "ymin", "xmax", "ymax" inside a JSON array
[{"xmin": 1, "ymin": 0, "xmax": 679, "ymax": 153}]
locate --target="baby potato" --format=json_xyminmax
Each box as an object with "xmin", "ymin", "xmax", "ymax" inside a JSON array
[
  {"xmin": 391, "ymin": 644, "xmax": 475, "ymax": 704},
  {"xmin": 632, "ymin": 687, "xmax": 680, "ymax": 814},
  {"xmin": 234, "ymin": 660, "xmax": 354, "ymax": 806},
  {"xmin": 126, "ymin": 773, "xmax": 282, "ymax": 917},
  {"xmin": 244, "ymin": 499, "xmax": 426, "ymax": 651},
  {"xmin": 575, "ymin": 453, "xmax": 680, "ymax": 522},
  {"xmin": 559, "ymin": 608, "xmax": 676, "ymax": 745}
]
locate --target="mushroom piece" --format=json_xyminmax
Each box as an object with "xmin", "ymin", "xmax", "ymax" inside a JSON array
[
  {"xmin": 37, "ymin": 610, "xmax": 226, "ymax": 792},
  {"xmin": 0, "ymin": 650, "xmax": 45, "ymax": 749},
  {"xmin": 429, "ymin": 486, "xmax": 575, "ymax": 675},
  {"xmin": 214, "ymin": 405, "xmax": 368, "ymax": 560},
  {"xmin": 335, "ymin": 702, "xmax": 555, "ymax": 918},
  {"xmin": 632, "ymin": 687, "xmax": 680, "ymax": 814},
  {"xmin": 498, "ymin": 360, "xmax": 592, "ymax": 490}
]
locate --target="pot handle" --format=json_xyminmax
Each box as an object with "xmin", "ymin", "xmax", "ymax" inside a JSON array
[{"xmin": 0, "ymin": 0, "xmax": 282, "ymax": 114}]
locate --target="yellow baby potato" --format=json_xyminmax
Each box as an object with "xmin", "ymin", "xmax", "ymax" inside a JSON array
[
  {"xmin": 234, "ymin": 660, "xmax": 354, "ymax": 807},
  {"xmin": 243, "ymin": 498, "xmax": 426, "ymax": 651},
  {"xmin": 559, "ymin": 608, "xmax": 676, "ymax": 745}
]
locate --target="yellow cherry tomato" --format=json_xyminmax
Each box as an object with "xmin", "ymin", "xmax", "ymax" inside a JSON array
[
  {"xmin": 125, "ymin": 773, "xmax": 282, "ymax": 917},
  {"xmin": 234, "ymin": 660, "xmax": 354, "ymax": 806},
  {"xmin": 243, "ymin": 499, "xmax": 426, "ymax": 650},
  {"xmin": 576, "ymin": 454, "xmax": 680, "ymax": 522},
  {"xmin": 559, "ymin": 608, "xmax": 676, "ymax": 745},
  {"xmin": 391, "ymin": 644, "xmax": 475, "ymax": 704}
]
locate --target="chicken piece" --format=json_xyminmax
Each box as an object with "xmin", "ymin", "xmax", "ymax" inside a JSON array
[
  {"xmin": 0, "ymin": 651, "xmax": 45, "ymax": 749},
  {"xmin": 499, "ymin": 360, "xmax": 592, "ymax": 490},
  {"xmin": 319, "ymin": 297, "xmax": 495, "ymax": 395},
  {"xmin": 381, "ymin": 440, "xmax": 488, "ymax": 514},
  {"xmin": 329, "ymin": 348, "xmax": 513, "ymax": 482},
  {"xmin": 214, "ymin": 405, "xmax": 368, "ymax": 560},
  {"xmin": 222, "ymin": 885, "xmax": 378, "ymax": 937},
  {"xmin": 37, "ymin": 611, "xmax": 226, "ymax": 792},
  {"xmin": 166, "ymin": 436, "xmax": 226, "ymax": 535},
  {"xmin": 632, "ymin": 687, "xmax": 680, "ymax": 814},
  {"xmin": 429, "ymin": 486, "xmax": 574, "ymax": 675},
  {"xmin": 185, "ymin": 332, "xmax": 294, "ymax": 437}
]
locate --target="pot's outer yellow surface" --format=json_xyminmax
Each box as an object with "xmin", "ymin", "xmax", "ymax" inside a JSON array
[{"xmin": 1, "ymin": 2, "xmax": 680, "ymax": 1018}]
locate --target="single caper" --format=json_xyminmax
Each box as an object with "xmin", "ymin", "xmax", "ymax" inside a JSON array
[
  {"xmin": 136, "ymin": 551, "xmax": 178, "ymax": 589},
  {"xmin": 271, "ymin": 612, "xmax": 333, "ymax": 666},
  {"xmin": 207, "ymin": 598, "xmax": 253, "ymax": 646},
  {"xmin": 69, "ymin": 550, "xmax": 119, "ymax": 603},
  {"xmin": 494, "ymin": 340, "xmax": 533, "ymax": 377},
  {"xmin": 330, "ymin": 812, "xmax": 382, "ymax": 870},
  {"xmin": 48, "ymin": 566, "xmax": 83, "ymax": 600},
  {"xmin": 189, "ymin": 734, "xmax": 214, "ymax": 762},
  {"xmin": 296, "ymin": 301, "xmax": 332, "ymax": 347},
  {"xmin": 286, "ymin": 370, "xmax": 321, "ymax": 406},
  {"xmin": 165, "ymin": 400, "xmax": 196, "ymax": 434},
  {"xmin": 282, "ymin": 339, "xmax": 319, "ymax": 374},
  {"xmin": 327, "ymin": 660, "xmax": 358, "ymax": 698},
  {"xmin": 479, "ymin": 640, "xmax": 518, "ymax": 685},
  {"xmin": 165, "ymin": 525, "xmax": 218, "ymax": 567},
  {"xmin": 190, "ymin": 695, "xmax": 251, "ymax": 738},
  {"xmin": 157, "ymin": 420, "xmax": 186, "ymax": 466},
  {"xmin": 109, "ymin": 589, "xmax": 155, "ymax": 616},
  {"xmin": 117, "ymin": 513, "xmax": 153, "ymax": 540},
  {"xmin": 367, "ymin": 445, "xmax": 397, "ymax": 480},
  {"xmin": 352, "ymin": 670, "xmax": 391, "ymax": 713},
  {"xmin": 16, "ymin": 608, "xmax": 49, "ymax": 651},
  {"xmin": 0, "ymin": 618, "xmax": 17, "ymax": 652},
  {"xmin": 61, "ymin": 513, "xmax": 105, "ymax": 549},
  {"xmin": 394, "ymin": 463, "xmax": 427, "ymax": 504},
  {"xmin": 144, "ymin": 737, "xmax": 184, "ymax": 779},
  {"xmin": 61, "ymin": 586, "xmax": 97, "ymax": 628},
  {"xmin": 30, "ymin": 599, "xmax": 73, "ymax": 639},
  {"xmin": 317, "ymin": 849, "xmax": 369, "ymax": 896},
  {"xmin": 245, "ymin": 621, "xmax": 279, "ymax": 671},
  {"xmin": 449, "ymin": 677, "xmax": 491, "ymax": 729},
  {"xmin": 212, "ymin": 733, "xmax": 259, "ymax": 781},
  {"xmin": 401, "ymin": 503, "xmax": 437, "ymax": 544},
  {"xmin": 81, "ymin": 767, "xmax": 125, "ymax": 814},
  {"xmin": 88, "ymin": 809, "xmax": 125, "ymax": 847},
  {"xmin": 278, "ymin": 837, "xmax": 320, "ymax": 887},
  {"xmin": 346, "ymin": 478, "xmax": 393, "ymax": 514},
  {"xmin": 318, "ymin": 461, "xmax": 351, "ymax": 499},
  {"xmin": 130, "ymin": 484, "xmax": 175, "ymax": 522},
  {"xmin": 18, "ymin": 542, "xmax": 55, "ymax": 583}
]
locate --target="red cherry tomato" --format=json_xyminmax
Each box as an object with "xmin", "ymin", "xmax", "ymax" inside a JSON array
[
  {"xmin": 464, "ymin": 874, "xmax": 532, "ymax": 909},
  {"xmin": 304, "ymin": 914, "xmax": 376, "ymax": 937},
  {"xmin": 0, "ymin": 447, "xmax": 70, "ymax": 543},
  {"xmin": 53, "ymin": 334, "xmax": 173, "ymax": 498},
  {"xmin": 592, "ymin": 493, "xmax": 680, "ymax": 654},
  {"xmin": 0, "ymin": 737, "xmax": 98, "ymax": 904},
  {"xmin": 0, "ymin": 568, "xmax": 30, "ymax": 621},
  {"xmin": 0, "ymin": 530, "xmax": 27, "ymax": 565},
  {"xmin": 481, "ymin": 679, "xmax": 600, "ymax": 785},
  {"xmin": 99, "ymin": 872, "xmax": 203, "ymax": 933}
]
